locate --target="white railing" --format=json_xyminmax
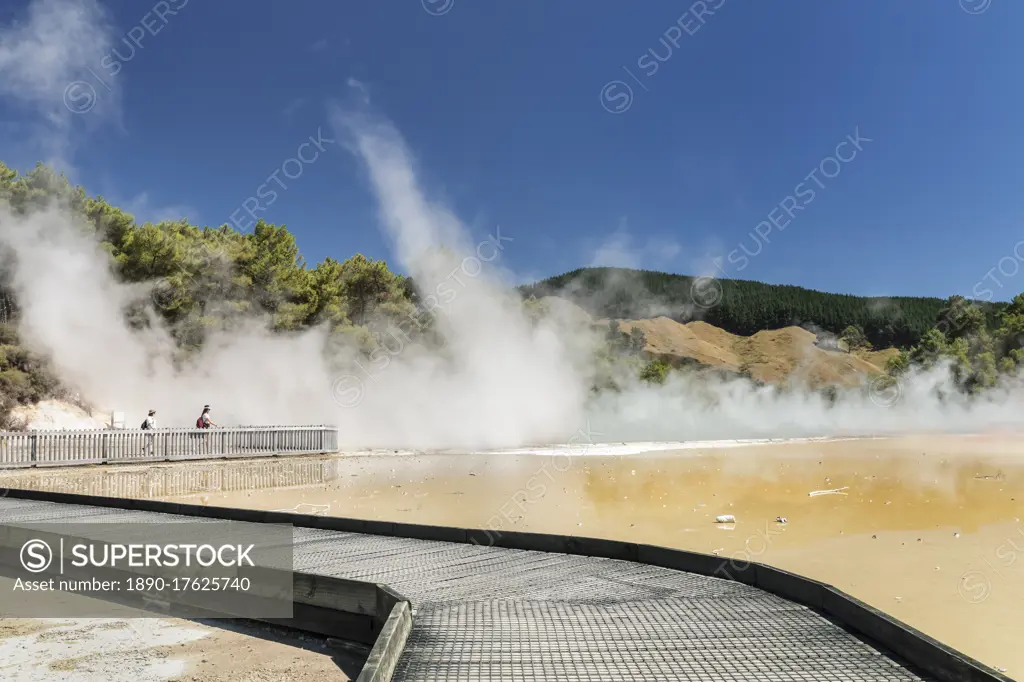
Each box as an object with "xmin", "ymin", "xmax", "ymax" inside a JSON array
[{"xmin": 0, "ymin": 425, "xmax": 339, "ymax": 468}]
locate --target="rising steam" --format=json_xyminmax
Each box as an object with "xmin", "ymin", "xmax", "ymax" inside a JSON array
[
  {"xmin": 0, "ymin": 201, "xmax": 338, "ymax": 428},
  {"xmin": 0, "ymin": 91, "xmax": 1022, "ymax": 445}
]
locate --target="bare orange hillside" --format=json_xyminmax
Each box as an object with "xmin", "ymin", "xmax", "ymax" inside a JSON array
[
  {"xmin": 614, "ymin": 316, "xmax": 894, "ymax": 387},
  {"xmin": 615, "ymin": 317, "xmax": 742, "ymax": 370},
  {"xmin": 736, "ymin": 326, "xmax": 888, "ymax": 387},
  {"xmin": 560, "ymin": 296, "xmax": 894, "ymax": 387},
  {"xmin": 858, "ymin": 346, "xmax": 901, "ymax": 371}
]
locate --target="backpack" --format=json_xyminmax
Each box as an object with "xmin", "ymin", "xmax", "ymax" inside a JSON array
[
  {"xmin": 140, "ymin": 419, "xmax": 150, "ymax": 430},
  {"xmin": 196, "ymin": 416, "xmax": 205, "ymax": 428}
]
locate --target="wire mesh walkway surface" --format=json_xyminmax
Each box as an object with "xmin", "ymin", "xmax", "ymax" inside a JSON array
[{"xmin": 0, "ymin": 497, "xmax": 931, "ymax": 682}]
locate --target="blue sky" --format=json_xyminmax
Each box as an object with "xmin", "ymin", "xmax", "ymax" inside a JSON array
[{"xmin": 1, "ymin": 0, "xmax": 1022, "ymax": 300}]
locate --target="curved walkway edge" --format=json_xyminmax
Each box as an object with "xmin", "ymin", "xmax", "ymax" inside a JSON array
[{"xmin": 0, "ymin": 487, "xmax": 1013, "ymax": 682}]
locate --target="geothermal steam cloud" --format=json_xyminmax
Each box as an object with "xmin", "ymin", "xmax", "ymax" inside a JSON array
[{"xmin": 1, "ymin": 97, "xmax": 1022, "ymax": 446}]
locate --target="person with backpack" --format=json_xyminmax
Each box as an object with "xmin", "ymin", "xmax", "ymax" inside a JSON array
[
  {"xmin": 197, "ymin": 405, "xmax": 217, "ymax": 429},
  {"xmin": 140, "ymin": 410, "xmax": 156, "ymax": 457},
  {"xmin": 195, "ymin": 405, "xmax": 217, "ymax": 455}
]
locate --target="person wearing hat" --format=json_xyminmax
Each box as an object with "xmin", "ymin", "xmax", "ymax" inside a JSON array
[
  {"xmin": 141, "ymin": 409, "xmax": 156, "ymax": 457},
  {"xmin": 195, "ymin": 405, "xmax": 217, "ymax": 455},
  {"xmin": 197, "ymin": 405, "xmax": 217, "ymax": 429}
]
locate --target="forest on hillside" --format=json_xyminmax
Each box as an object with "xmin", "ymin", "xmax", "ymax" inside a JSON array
[
  {"xmin": 520, "ymin": 267, "xmax": 1009, "ymax": 349},
  {"xmin": 522, "ymin": 268, "xmax": 1024, "ymax": 394},
  {"xmin": 1, "ymin": 162, "xmax": 1023, "ymax": 428}
]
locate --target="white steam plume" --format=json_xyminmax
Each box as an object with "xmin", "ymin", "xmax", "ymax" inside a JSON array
[
  {"xmin": 0, "ymin": 92, "xmax": 1022, "ymax": 444},
  {"xmin": 584, "ymin": 360, "xmax": 1024, "ymax": 442},
  {"xmin": 0, "ymin": 203, "xmax": 337, "ymax": 427},
  {"xmin": 329, "ymin": 102, "xmax": 587, "ymax": 448},
  {"xmin": 327, "ymin": 99, "xmax": 1024, "ymax": 445}
]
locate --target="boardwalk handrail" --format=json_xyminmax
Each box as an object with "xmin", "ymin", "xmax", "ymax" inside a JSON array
[{"xmin": 0, "ymin": 425, "xmax": 339, "ymax": 468}]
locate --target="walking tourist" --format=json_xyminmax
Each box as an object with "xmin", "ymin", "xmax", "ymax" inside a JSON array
[
  {"xmin": 195, "ymin": 405, "xmax": 217, "ymax": 454},
  {"xmin": 140, "ymin": 409, "xmax": 156, "ymax": 457}
]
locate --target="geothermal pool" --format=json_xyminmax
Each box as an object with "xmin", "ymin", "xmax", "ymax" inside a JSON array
[{"xmin": 163, "ymin": 433, "xmax": 1024, "ymax": 676}]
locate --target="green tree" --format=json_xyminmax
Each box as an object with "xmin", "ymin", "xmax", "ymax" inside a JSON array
[
  {"xmin": 886, "ymin": 350, "xmax": 910, "ymax": 377},
  {"xmin": 232, "ymin": 221, "xmax": 313, "ymax": 330},
  {"xmin": 839, "ymin": 324, "xmax": 868, "ymax": 350},
  {"xmin": 522, "ymin": 295, "xmax": 549, "ymax": 326},
  {"xmin": 908, "ymin": 329, "xmax": 948, "ymax": 369},
  {"xmin": 995, "ymin": 293, "xmax": 1024, "ymax": 361},
  {"xmin": 337, "ymin": 254, "xmax": 412, "ymax": 327},
  {"xmin": 936, "ymin": 296, "xmax": 986, "ymax": 341},
  {"xmin": 628, "ymin": 326, "xmax": 648, "ymax": 354},
  {"xmin": 639, "ymin": 359, "xmax": 670, "ymax": 384},
  {"xmin": 303, "ymin": 257, "xmax": 349, "ymax": 328},
  {"xmin": 969, "ymin": 351, "xmax": 998, "ymax": 391}
]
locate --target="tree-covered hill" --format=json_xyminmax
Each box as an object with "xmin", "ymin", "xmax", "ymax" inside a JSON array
[{"xmin": 520, "ymin": 267, "xmax": 1009, "ymax": 350}]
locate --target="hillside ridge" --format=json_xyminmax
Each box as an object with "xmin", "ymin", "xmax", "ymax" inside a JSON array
[
  {"xmin": 602, "ymin": 311, "xmax": 899, "ymax": 387},
  {"xmin": 521, "ymin": 266, "xmax": 1008, "ymax": 350}
]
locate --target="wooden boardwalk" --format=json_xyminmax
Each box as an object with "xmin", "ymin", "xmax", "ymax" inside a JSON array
[{"xmin": 0, "ymin": 495, "xmax": 939, "ymax": 682}]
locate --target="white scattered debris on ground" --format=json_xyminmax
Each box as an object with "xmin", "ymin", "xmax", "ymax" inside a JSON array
[
  {"xmin": 0, "ymin": 617, "xmax": 364, "ymax": 682},
  {"xmin": 10, "ymin": 400, "xmax": 110, "ymax": 431},
  {"xmin": 808, "ymin": 486, "xmax": 850, "ymax": 497},
  {"xmin": 0, "ymin": 578, "xmax": 362, "ymax": 680},
  {"xmin": 0, "ymin": 618, "xmax": 209, "ymax": 682}
]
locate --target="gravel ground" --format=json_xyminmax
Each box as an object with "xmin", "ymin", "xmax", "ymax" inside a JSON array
[{"xmin": 0, "ymin": 615, "xmax": 366, "ymax": 681}]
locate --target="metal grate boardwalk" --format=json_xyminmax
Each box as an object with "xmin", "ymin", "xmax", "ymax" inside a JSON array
[{"xmin": 0, "ymin": 497, "xmax": 931, "ymax": 681}]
